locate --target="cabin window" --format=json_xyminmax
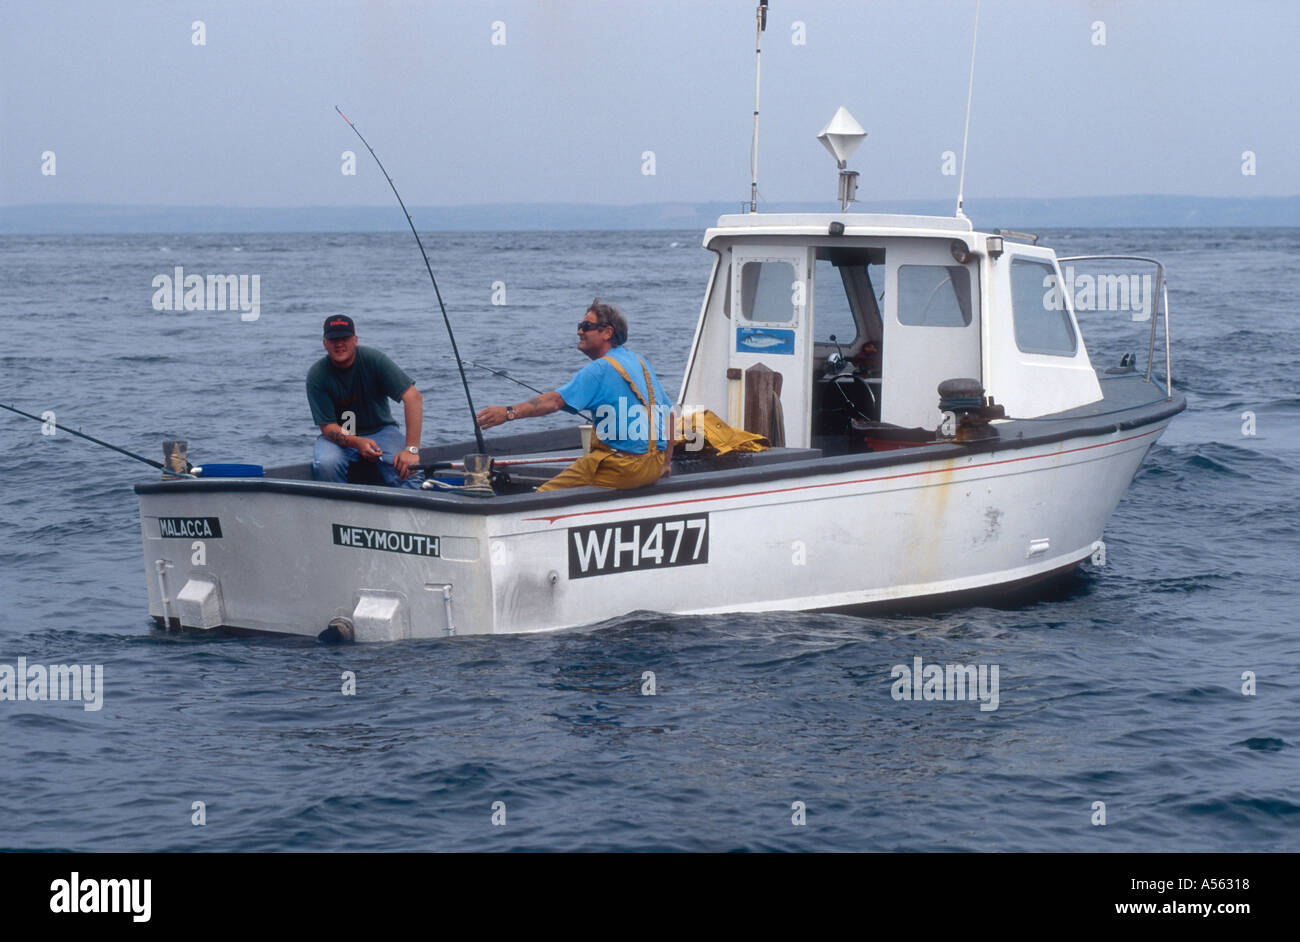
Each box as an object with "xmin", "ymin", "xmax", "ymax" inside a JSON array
[
  {"xmin": 897, "ymin": 265, "xmax": 973, "ymax": 327},
  {"xmin": 814, "ymin": 258, "xmax": 859, "ymax": 343},
  {"xmin": 1011, "ymin": 258, "xmax": 1078, "ymax": 356},
  {"xmin": 739, "ymin": 260, "xmax": 798, "ymax": 324}
]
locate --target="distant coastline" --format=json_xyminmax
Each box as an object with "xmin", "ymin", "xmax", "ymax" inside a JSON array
[{"xmin": 2, "ymin": 196, "xmax": 1297, "ymax": 233}]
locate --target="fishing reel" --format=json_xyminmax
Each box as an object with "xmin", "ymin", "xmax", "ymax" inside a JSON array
[
  {"xmin": 162, "ymin": 440, "xmax": 193, "ymax": 476},
  {"xmin": 421, "ymin": 453, "xmax": 505, "ymax": 497}
]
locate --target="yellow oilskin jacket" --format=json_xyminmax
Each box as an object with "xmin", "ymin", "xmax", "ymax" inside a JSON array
[{"xmin": 675, "ymin": 409, "xmax": 770, "ymax": 456}]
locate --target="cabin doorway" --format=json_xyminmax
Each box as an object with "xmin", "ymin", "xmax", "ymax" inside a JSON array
[{"xmin": 810, "ymin": 247, "xmax": 886, "ymax": 447}]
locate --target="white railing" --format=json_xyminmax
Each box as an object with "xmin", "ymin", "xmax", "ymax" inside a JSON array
[{"xmin": 1057, "ymin": 255, "xmax": 1172, "ymax": 397}]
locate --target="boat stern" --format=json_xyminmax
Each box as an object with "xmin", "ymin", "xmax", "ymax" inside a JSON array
[{"xmin": 136, "ymin": 478, "xmax": 494, "ymax": 641}]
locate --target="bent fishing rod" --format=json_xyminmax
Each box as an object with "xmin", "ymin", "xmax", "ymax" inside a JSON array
[
  {"xmin": 448, "ymin": 356, "xmax": 596, "ymax": 423},
  {"xmin": 335, "ymin": 105, "xmax": 487, "ymax": 454},
  {"xmin": 1, "ymin": 402, "xmax": 193, "ymax": 476}
]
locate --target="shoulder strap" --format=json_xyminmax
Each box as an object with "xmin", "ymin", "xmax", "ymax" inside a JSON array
[{"xmin": 601, "ymin": 354, "xmax": 659, "ymax": 454}]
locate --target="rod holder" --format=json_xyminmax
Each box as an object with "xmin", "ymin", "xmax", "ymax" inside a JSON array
[{"xmin": 162, "ymin": 440, "xmax": 189, "ymax": 476}]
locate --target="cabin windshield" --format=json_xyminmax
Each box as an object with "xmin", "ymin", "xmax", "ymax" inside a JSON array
[{"xmin": 813, "ymin": 247, "xmax": 884, "ymax": 348}]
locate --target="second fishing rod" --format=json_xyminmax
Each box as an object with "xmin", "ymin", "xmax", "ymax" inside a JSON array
[{"xmin": 450, "ymin": 356, "xmax": 596, "ymax": 424}]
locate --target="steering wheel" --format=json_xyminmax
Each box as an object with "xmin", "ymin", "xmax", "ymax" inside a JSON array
[{"xmin": 831, "ymin": 371, "xmax": 877, "ymax": 421}]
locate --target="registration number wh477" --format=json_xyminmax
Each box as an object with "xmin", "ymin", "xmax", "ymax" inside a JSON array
[{"xmin": 567, "ymin": 513, "xmax": 709, "ymax": 579}]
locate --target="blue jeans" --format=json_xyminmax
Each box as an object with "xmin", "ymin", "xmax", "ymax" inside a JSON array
[{"xmin": 313, "ymin": 424, "xmax": 424, "ymax": 488}]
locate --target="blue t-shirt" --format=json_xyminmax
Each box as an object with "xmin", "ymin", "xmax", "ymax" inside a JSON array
[{"xmin": 556, "ymin": 347, "xmax": 673, "ymax": 455}]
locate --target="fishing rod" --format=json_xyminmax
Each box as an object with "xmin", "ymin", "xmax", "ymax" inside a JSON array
[
  {"xmin": 447, "ymin": 356, "xmax": 595, "ymax": 423},
  {"xmin": 1, "ymin": 402, "xmax": 192, "ymax": 476},
  {"xmin": 335, "ymin": 105, "xmax": 487, "ymax": 454}
]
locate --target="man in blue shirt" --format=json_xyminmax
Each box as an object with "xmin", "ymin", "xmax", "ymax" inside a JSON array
[{"xmin": 475, "ymin": 299, "xmax": 674, "ymax": 491}]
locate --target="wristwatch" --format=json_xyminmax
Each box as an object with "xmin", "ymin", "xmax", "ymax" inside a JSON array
[
  {"xmin": 405, "ymin": 446, "xmax": 419, "ymax": 455},
  {"xmin": 505, "ymin": 406, "xmax": 517, "ymax": 421}
]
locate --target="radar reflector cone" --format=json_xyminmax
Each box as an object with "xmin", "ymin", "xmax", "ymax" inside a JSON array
[{"xmin": 817, "ymin": 106, "xmax": 867, "ymax": 167}]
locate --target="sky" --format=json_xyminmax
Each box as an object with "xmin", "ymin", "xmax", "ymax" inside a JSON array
[{"xmin": 2, "ymin": 0, "xmax": 1297, "ymax": 209}]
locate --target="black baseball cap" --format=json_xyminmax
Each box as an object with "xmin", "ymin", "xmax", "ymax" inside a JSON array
[{"xmin": 323, "ymin": 314, "xmax": 355, "ymax": 339}]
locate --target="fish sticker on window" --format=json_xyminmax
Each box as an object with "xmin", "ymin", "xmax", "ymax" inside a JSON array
[{"xmin": 736, "ymin": 327, "xmax": 795, "ymax": 355}]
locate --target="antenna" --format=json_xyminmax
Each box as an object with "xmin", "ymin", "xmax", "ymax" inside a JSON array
[
  {"xmin": 749, "ymin": 0, "xmax": 768, "ymax": 213},
  {"xmin": 955, "ymin": 0, "xmax": 982, "ymax": 219}
]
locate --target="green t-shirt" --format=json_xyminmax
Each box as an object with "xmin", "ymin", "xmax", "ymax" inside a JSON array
[{"xmin": 306, "ymin": 346, "xmax": 414, "ymax": 435}]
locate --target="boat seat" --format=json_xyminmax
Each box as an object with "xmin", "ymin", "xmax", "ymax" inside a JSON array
[
  {"xmin": 671, "ymin": 445, "xmax": 820, "ymax": 475},
  {"xmin": 499, "ymin": 445, "xmax": 823, "ymax": 486},
  {"xmin": 346, "ymin": 459, "xmax": 388, "ymax": 486}
]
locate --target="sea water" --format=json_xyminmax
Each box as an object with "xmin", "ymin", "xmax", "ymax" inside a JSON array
[{"xmin": 0, "ymin": 228, "xmax": 1296, "ymax": 851}]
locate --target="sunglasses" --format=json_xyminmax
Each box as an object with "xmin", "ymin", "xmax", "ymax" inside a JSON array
[{"xmin": 577, "ymin": 320, "xmax": 610, "ymax": 333}]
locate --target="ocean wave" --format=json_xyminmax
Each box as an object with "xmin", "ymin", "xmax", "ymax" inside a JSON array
[{"xmin": 1235, "ymin": 737, "xmax": 1286, "ymax": 752}]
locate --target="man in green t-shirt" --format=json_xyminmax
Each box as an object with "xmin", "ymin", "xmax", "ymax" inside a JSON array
[{"xmin": 307, "ymin": 314, "xmax": 424, "ymax": 487}]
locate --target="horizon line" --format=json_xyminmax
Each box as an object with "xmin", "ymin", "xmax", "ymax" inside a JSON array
[{"xmin": 4, "ymin": 193, "xmax": 1299, "ymax": 210}]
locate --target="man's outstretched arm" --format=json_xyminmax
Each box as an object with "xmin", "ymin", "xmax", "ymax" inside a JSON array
[{"xmin": 476, "ymin": 391, "xmax": 566, "ymax": 429}]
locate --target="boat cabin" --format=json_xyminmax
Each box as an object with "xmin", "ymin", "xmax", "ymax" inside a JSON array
[{"xmin": 678, "ymin": 213, "xmax": 1103, "ymax": 451}]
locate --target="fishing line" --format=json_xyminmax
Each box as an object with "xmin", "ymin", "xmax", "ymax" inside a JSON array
[
  {"xmin": 448, "ymin": 356, "xmax": 596, "ymax": 423},
  {"xmin": 335, "ymin": 105, "xmax": 487, "ymax": 454}
]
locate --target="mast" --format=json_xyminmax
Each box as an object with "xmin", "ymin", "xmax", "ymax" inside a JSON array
[
  {"xmin": 749, "ymin": 0, "xmax": 768, "ymax": 213},
  {"xmin": 955, "ymin": 0, "xmax": 982, "ymax": 219}
]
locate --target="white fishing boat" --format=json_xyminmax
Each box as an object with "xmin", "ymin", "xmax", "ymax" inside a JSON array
[
  {"xmin": 134, "ymin": 205, "xmax": 1182, "ymax": 639},
  {"xmin": 133, "ymin": 5, "xmax": 1184, "ymax": 641}
]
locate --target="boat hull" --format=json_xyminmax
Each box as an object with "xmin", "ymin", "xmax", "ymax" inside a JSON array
[{"xmin": 136, "ymin": 419, "xmax": 1171, "ymax": 640}]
